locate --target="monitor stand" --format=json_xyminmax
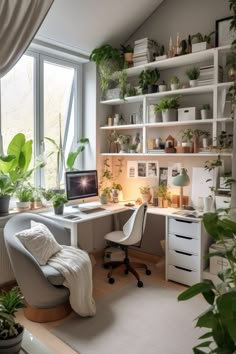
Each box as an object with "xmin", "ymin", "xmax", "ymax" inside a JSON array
[{"xmin": 71, "ymin": 200, "xmax": 102, "ymax": 212}]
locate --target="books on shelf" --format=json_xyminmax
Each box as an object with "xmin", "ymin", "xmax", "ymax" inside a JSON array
[
  {"xmin": 133, "ymin": 37, "xmax": 156, "ymax": 66},
  {"xmin": 147, "ymin": 149, "xmax": 165, "ymax": 154},
  {"xmin": 199, "ymin": 65, "xmax": 223, "ymax": 84}
]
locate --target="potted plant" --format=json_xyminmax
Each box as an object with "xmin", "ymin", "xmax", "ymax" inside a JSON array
[
  {"xmin": 192, "ymin": 128, "xmax": 207, "ymax": 153},
  {"xmin": 120, "ymin": 44, "xmax": 134, "ymax": 65},
  {"xmin": 89, "ymin": 44, "xmax": 122, "ymax": 97},
  {"xmin": 129, "ymin": 144, "xmax": 137, "ymax": 153},
  {"xmin": 169, "ymin": 75, "xmax": 180, "ymax": 90},
  {"xmin": 115, "ymin": 134, "xmax": 131, "ymax": 153},
  {"xmin": 99, "ymin": 187, "xmax": 111, "ymax": 205},
  {"xmin": 139, "ymin": 69, "xmax": 160, "ymax": 94},
  {"xmin": 202, "ymin": 130, "xmax": 211, "ymax": 148},
  {"xmin": 154, "ymin": 96, "xmax": 180, "ymax": 122},
  {"xmin": 185, "ymin": 67, "xmax": 200, "ymax": 87},
  {"xmin": 111, "ymin": 182, "xmax": 122, "ymax": 203},
  {"xmin": 0, "ymin": 287, "xmax": 25, "ymax": 354},
  {"xmin": 15, "ymin": 185, "xmax": 32, "ymax": 211},
  {"xmin": 118, "ymin": 70, "xmax": 128, "ymax": 100},
  {"xmin": 191, "ymin": 31, "xmax": 215, "ymax": 52},
  {"xmin": 156, "ymin": 184, "xmax": 171, "ymax": 208},
  {"xmin": 180, "ymin": 128, "xmax": 194, "ymax": 152},
  {"xmin": 139, "ymin": 185, "xmax": 152, "ymax": 203},
  {"xmin": 178, "ymin": 211, "xmax": 236, "ymax": 353},
  {"xmin": 215, "ymin": 131, "xmax": 233, "ymax": 152},
  {"xmin": 0, "ymin": 133, "xmax": 35, "ymax": 216},
  {"xmin": 51, "ymin": 193, "xmax": 67, "ymax": 215},
  {"xmin": 200, "ymin": 103, "xmax": 211, "ymax": 119}
]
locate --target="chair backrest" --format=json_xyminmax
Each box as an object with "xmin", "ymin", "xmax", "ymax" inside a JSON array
[{"xmin": 122, "ymin": 203, "xmax": 147, "ymax": 246}]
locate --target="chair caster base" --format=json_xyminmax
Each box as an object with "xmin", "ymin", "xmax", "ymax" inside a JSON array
[
  {"xmin": 146, "ymin": 269, "xmax": 151, "ymax": 276},
  {"xmin": 108, "ymin": 277, "xmax": 115, "ymax": 284},
  {"xmin": 137, "ymin": 280, "xmax": 143, "ymax": 288}
]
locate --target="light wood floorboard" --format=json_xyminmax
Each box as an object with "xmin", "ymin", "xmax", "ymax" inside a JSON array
[{"xmin": 17, "ymin": 254, "xmax": 187, "ymax": 354}]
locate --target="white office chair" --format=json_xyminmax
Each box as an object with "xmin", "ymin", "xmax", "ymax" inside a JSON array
[{"xmin": 104, "ymin": 203, "xmax": 151, "ymax": 287}]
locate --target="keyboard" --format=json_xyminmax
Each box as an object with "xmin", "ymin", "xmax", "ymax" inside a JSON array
[{"xmin": 81, "ymin": 207, "xmax": 105, "ymax": 214}]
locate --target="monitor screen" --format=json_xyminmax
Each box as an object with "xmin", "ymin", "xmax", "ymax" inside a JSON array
[{"xmin": 65, "ymin": 170, "xmax": 98, "ymax": 201}]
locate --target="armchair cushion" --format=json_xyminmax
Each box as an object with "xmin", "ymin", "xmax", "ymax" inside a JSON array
[{"xmin": 16, "ymin": 222, "xmax": 62, "ymax": 265}]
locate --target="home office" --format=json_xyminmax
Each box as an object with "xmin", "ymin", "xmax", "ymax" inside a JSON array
[{"xmin": 0, "ymin": 0, "xmax": 236, "ymax": 353}]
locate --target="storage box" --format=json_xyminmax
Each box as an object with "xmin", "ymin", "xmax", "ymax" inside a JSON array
[
  {"xmin": 209, "ymin": 244, "xmax": 229, "ymax": 275},
  {"xmin": 178, "ymin": 107, "xmax": 197, "ymax": 121},
  {"xmin": 105, "ymin": 88, "xmax": 120, "ymax": 100}
]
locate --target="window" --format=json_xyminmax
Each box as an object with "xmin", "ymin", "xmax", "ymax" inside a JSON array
[{"xmin": 0, "ymin": 48, "xmax": 82, "ymax": 189}]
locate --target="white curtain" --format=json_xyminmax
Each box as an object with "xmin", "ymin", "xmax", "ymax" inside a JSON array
[{"xmin": 0, "ymin": 0, "xmax": 54, "ymax": 78}]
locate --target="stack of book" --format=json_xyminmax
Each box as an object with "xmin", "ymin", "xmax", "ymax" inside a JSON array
[
  {"xmin": 147, "ymin": 149, "xmax": 165, "ymax": 154},
  {"xmin": 198, "ymin": 65, "xmax": 223, "ymax": 86},
  {"xmin": 133, "ymin": 38, "xmax": 156, "ymax": 67}
]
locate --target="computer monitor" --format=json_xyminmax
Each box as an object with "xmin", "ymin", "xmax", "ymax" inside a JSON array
[{"xmin": 65, "ymin": 170, "xmax": 98, "ymax": 201}]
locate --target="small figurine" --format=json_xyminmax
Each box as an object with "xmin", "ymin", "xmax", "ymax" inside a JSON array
[
  {"xmin": 176, "ymin": 32, "xmax": 181, "ymax": 56},
  {"xmin": 180, "ymin": 40, "xmax": 187, "ymax": 55},
  {"xmin": 168, "ymin": 37, "xmax": 173, "ymax": 58}
]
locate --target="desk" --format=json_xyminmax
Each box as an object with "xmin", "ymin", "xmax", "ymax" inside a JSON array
[{"xmin": 41, "ymin": 203, "xmax": 210, "ymax": 286}]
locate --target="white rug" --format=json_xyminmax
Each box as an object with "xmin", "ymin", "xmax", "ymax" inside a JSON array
[{"xmin": 52, "ymin": 282, "xmax": 207, "ymax": 354}]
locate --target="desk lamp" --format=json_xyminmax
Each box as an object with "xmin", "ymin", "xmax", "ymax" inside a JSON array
[{"xmin": 172, "ymin": 168, "xmax": 190, "ymax": 209}]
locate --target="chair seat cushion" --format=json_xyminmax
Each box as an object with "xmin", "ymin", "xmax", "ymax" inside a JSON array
[
  {"xmin": 105, "ymin": 230, "xmax": 127, "ymax": 244},
  {"xmin": 16, "ymin": 222, "xmax": 62, "ymax": 265},
  {"xmin": 41, "ymin": 265, "xmax": 65, "ymax": 286}
]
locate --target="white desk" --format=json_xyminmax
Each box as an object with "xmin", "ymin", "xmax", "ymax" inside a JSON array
[{"xmin": 41, "ymin": 202, "xmax": 211, "ymax": 286}]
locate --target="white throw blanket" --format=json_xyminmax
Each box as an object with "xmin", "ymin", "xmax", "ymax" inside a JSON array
[{"xmin": 48, "ymin": 246, "xmax": 96, "ymax": 317}]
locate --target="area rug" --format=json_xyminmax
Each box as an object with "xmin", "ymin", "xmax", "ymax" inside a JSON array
[{"xmin": 52, "ymin": 282, "xmax": 207, "ymax": 354}]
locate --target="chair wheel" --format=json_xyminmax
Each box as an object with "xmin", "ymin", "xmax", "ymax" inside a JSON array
[
  {"xmin": 108, "ymin": 277, "xmax": 115, "ymax": 284},
  {"xmin": 137, "ymin": 280, "xmax": 143, "ymax": 288},
  {"xmin": 146, "ymin": 269, "xmax": 151, "ymax": 276},
  {"xmin": 124, "ymin": 269, "xmax": 129, "ymax": 275},
  {"xmin": 103, "ymin": 263, "xmax": 109, "ymax": 269}
]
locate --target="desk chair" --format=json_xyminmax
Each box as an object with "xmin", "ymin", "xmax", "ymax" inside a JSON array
[{"xmin": 104, "ymin": 203, "xmax": 151, "ymax": 287}]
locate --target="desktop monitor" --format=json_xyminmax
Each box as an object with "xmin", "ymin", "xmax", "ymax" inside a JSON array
[{"xmin": 65, "ymin": 170, "xmax": 98, "ymax": 201}]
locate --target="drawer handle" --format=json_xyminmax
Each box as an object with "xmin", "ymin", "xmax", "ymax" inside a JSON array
[
  {"xmin": 174, "ymin": 234, "xmax": 193, "ymax": 240},
  {"xmin": 175, "ymin": 250, "xmax": 193, "ymax": 256},
  {"xmin": 173, "ymin": 218, "xmax": 193, "ymax": 224},
  {"xmin": 174, "ymin": 265, "xmax": 192, "ymax": 272}
]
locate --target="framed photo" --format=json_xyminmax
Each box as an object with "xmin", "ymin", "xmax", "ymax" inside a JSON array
[
  {"xmin": 159, "ymin": 167, "xmax": 168, "ymax": 187},
  {"xmin": 215, "ymin": 16, "xmax": 236, "ymax": 47},
  {"xmin": 137, "ymin": 162, "xmax": 147, "ymax": 178}
]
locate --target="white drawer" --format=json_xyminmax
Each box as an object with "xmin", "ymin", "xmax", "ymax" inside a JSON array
[
  {"xmin": 168, "ymin": 249, "xmax": 199, "ymax": 271},
  {"xmin": 169, "ymin": 217, "xmax": 200, "ymax": 238},
  {"xmin": 168, "ymin": 233, "xmax": 199, "ymax": 254},
  {"xmin": 167, "ymin": 265, "xmax": 200, "ymax": 286}
]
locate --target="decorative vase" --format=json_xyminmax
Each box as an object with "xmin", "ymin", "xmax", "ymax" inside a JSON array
[
  {"xmin": 158, "ymin": 197, "xmax": 163, "ymax": 208},
  {"xmin": 111, "ymin": 189, "xmax": 120, "ymax": 203},
  {"xmin": 193, "ymin": 136, "xmax": 200, "ymax": 153},
  {"xmin": 163, "ymin": 199, "xmax": 169, "ymax": 208},
  {"xmin": 99, "ymin": 195, "xmax": 109, "ymax": 205}
]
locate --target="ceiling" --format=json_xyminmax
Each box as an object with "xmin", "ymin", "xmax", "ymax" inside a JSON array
[{"xmin": 36, "ymin": 0, "xmax": 164, "ymax": 56}]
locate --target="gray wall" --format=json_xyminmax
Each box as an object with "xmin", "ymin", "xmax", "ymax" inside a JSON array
[{"xmin": 126, "ymin": 0, "xmax": 231, "ymax": 49}]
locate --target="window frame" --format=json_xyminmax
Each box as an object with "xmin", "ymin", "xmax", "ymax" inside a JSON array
[{"xmin": 0, "ymin": 46, "xmax": 83, "ymax": 188}]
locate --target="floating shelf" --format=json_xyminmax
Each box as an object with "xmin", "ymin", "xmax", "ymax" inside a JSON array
[
  {"xmin": 100, "ymin": 152, "xmax": 232, "ymax": 157},
  {"xmin": 100, "ymin": 124, "xmax": 143, "ymax": 130}
]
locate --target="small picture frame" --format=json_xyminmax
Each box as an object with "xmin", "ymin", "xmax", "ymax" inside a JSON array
[{"xmin": 215, "ymin": 16, "xmax": 236, "ymax": 47}]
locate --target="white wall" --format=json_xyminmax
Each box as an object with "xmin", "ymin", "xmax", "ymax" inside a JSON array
[{"xmin": 126, "ymin": 0, "xmax": 231, "ymax": 49}]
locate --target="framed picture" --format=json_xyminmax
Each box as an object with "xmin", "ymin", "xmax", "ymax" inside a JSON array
[
  {"xmin": 159, "ymin": 167, "xmax": 168, "ymax": 187},
  {"xmin": 215, "ymin": 16, "xmax": 236, "ymax": 47}
]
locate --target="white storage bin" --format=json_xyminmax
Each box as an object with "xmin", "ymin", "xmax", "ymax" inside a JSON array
[
  {"xmin": 178, "ymin": 107, "xmax": 197, "ymax": 121},
  {"xmin": 192, "ymin": 42, "xmax": 209, "ymax": 53}
]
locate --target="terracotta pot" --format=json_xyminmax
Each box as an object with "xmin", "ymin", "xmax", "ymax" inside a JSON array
[
  {"xmin": 163, "ymin": 199, "xmax": 169, "ymax": 208},
  {"xmin": 141, "ymin": 193, "xmax": 151, "ymax": 203},
  {"xmin": 193, "ymin": 136, "xmax": 200, "ymax": 153},
  {"xmin": 158, "ymin": 197, "xmax": 163, "ymax": 208},
  {"xmin": 124, "ymin": 52, "xmax": 133, "ymax": 63}
]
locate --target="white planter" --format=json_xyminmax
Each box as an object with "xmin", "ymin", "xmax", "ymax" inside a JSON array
[
  {"xmin": 170, "ymin": 83, "xmax": 179, "ymax": 91},
  {"xmin": 203, "ymin": 196, "xmax": 215, "ymax": 212},
  {"xmin": 159, "ymin": 84, "xmax": 167, "ymax": 92},
  {"xmin": 162, "ymin": 109, "xmax": 177, "ymax": 122},
  {"xmin": 202, "ymin": 137, "xmax": 209, "ymax": 148},
  {"xmin": 189, "ymin": 80, "xmax": 198, "ymax": 87},
  {"xmin": 16, "ymin": 201, "xmax": 30, "ymax": 210},
  {"xmin": 200, "ymin": 109, "xmax": 209, "ymax": 120},
  {"xmin": 192, "ymin": 41, "xmax": 208, "ymax": 53}
]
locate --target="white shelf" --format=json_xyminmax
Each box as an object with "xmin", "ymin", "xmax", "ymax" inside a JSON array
[
  {"xmin": 145, "ymin": 119, "xmax": 213, "ymax": 128},
  {"xmin": 216, "ymin": 117, "xmax": 233, "ymax": 122},
  {"xmin": 101, "ymin": 85, "xmax": 214, "ymax": 105},
  {"xmin": 100, "ymin": 124, "xmax": 143, "ymax": 130},
  {"xmin": 101, "ymin": 152, "xmax": 232, "ymax": 157},
  {"xmin": 217, "ymin": 82, "xmax": 233, "ymax": 89},
  {"xmin": 113, "ymin": 48, "xmax": 216, "ymax": 78}
]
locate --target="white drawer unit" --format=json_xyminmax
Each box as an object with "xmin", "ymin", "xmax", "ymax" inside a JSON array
[
  {"xmin": 168, "ymin": 233, "xmax": 199, "ymax": 254},
  {"xmin": 166, "ymin": 216, "xmax": 205, "ymax": 286},
  {"xmin": 169, "ymin": 218, "xmax": 200, "ymax": 238},
  {"xmin": 168, "ymin": 249, "xmax": 199, "ymax": 271},
  {"xmin": 168, "ymin": 265, "xmax": 200, "ymax": 286}
]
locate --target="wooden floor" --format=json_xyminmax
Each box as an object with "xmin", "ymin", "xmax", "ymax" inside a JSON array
[{"xmin": 17, "ymin": 252, "xmax": 186, "ymax": 354}]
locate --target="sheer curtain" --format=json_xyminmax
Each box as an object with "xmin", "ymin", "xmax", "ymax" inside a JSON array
[{"xmin": 0, "ymin": 0, "xmax": 53, "ymax": 78}]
